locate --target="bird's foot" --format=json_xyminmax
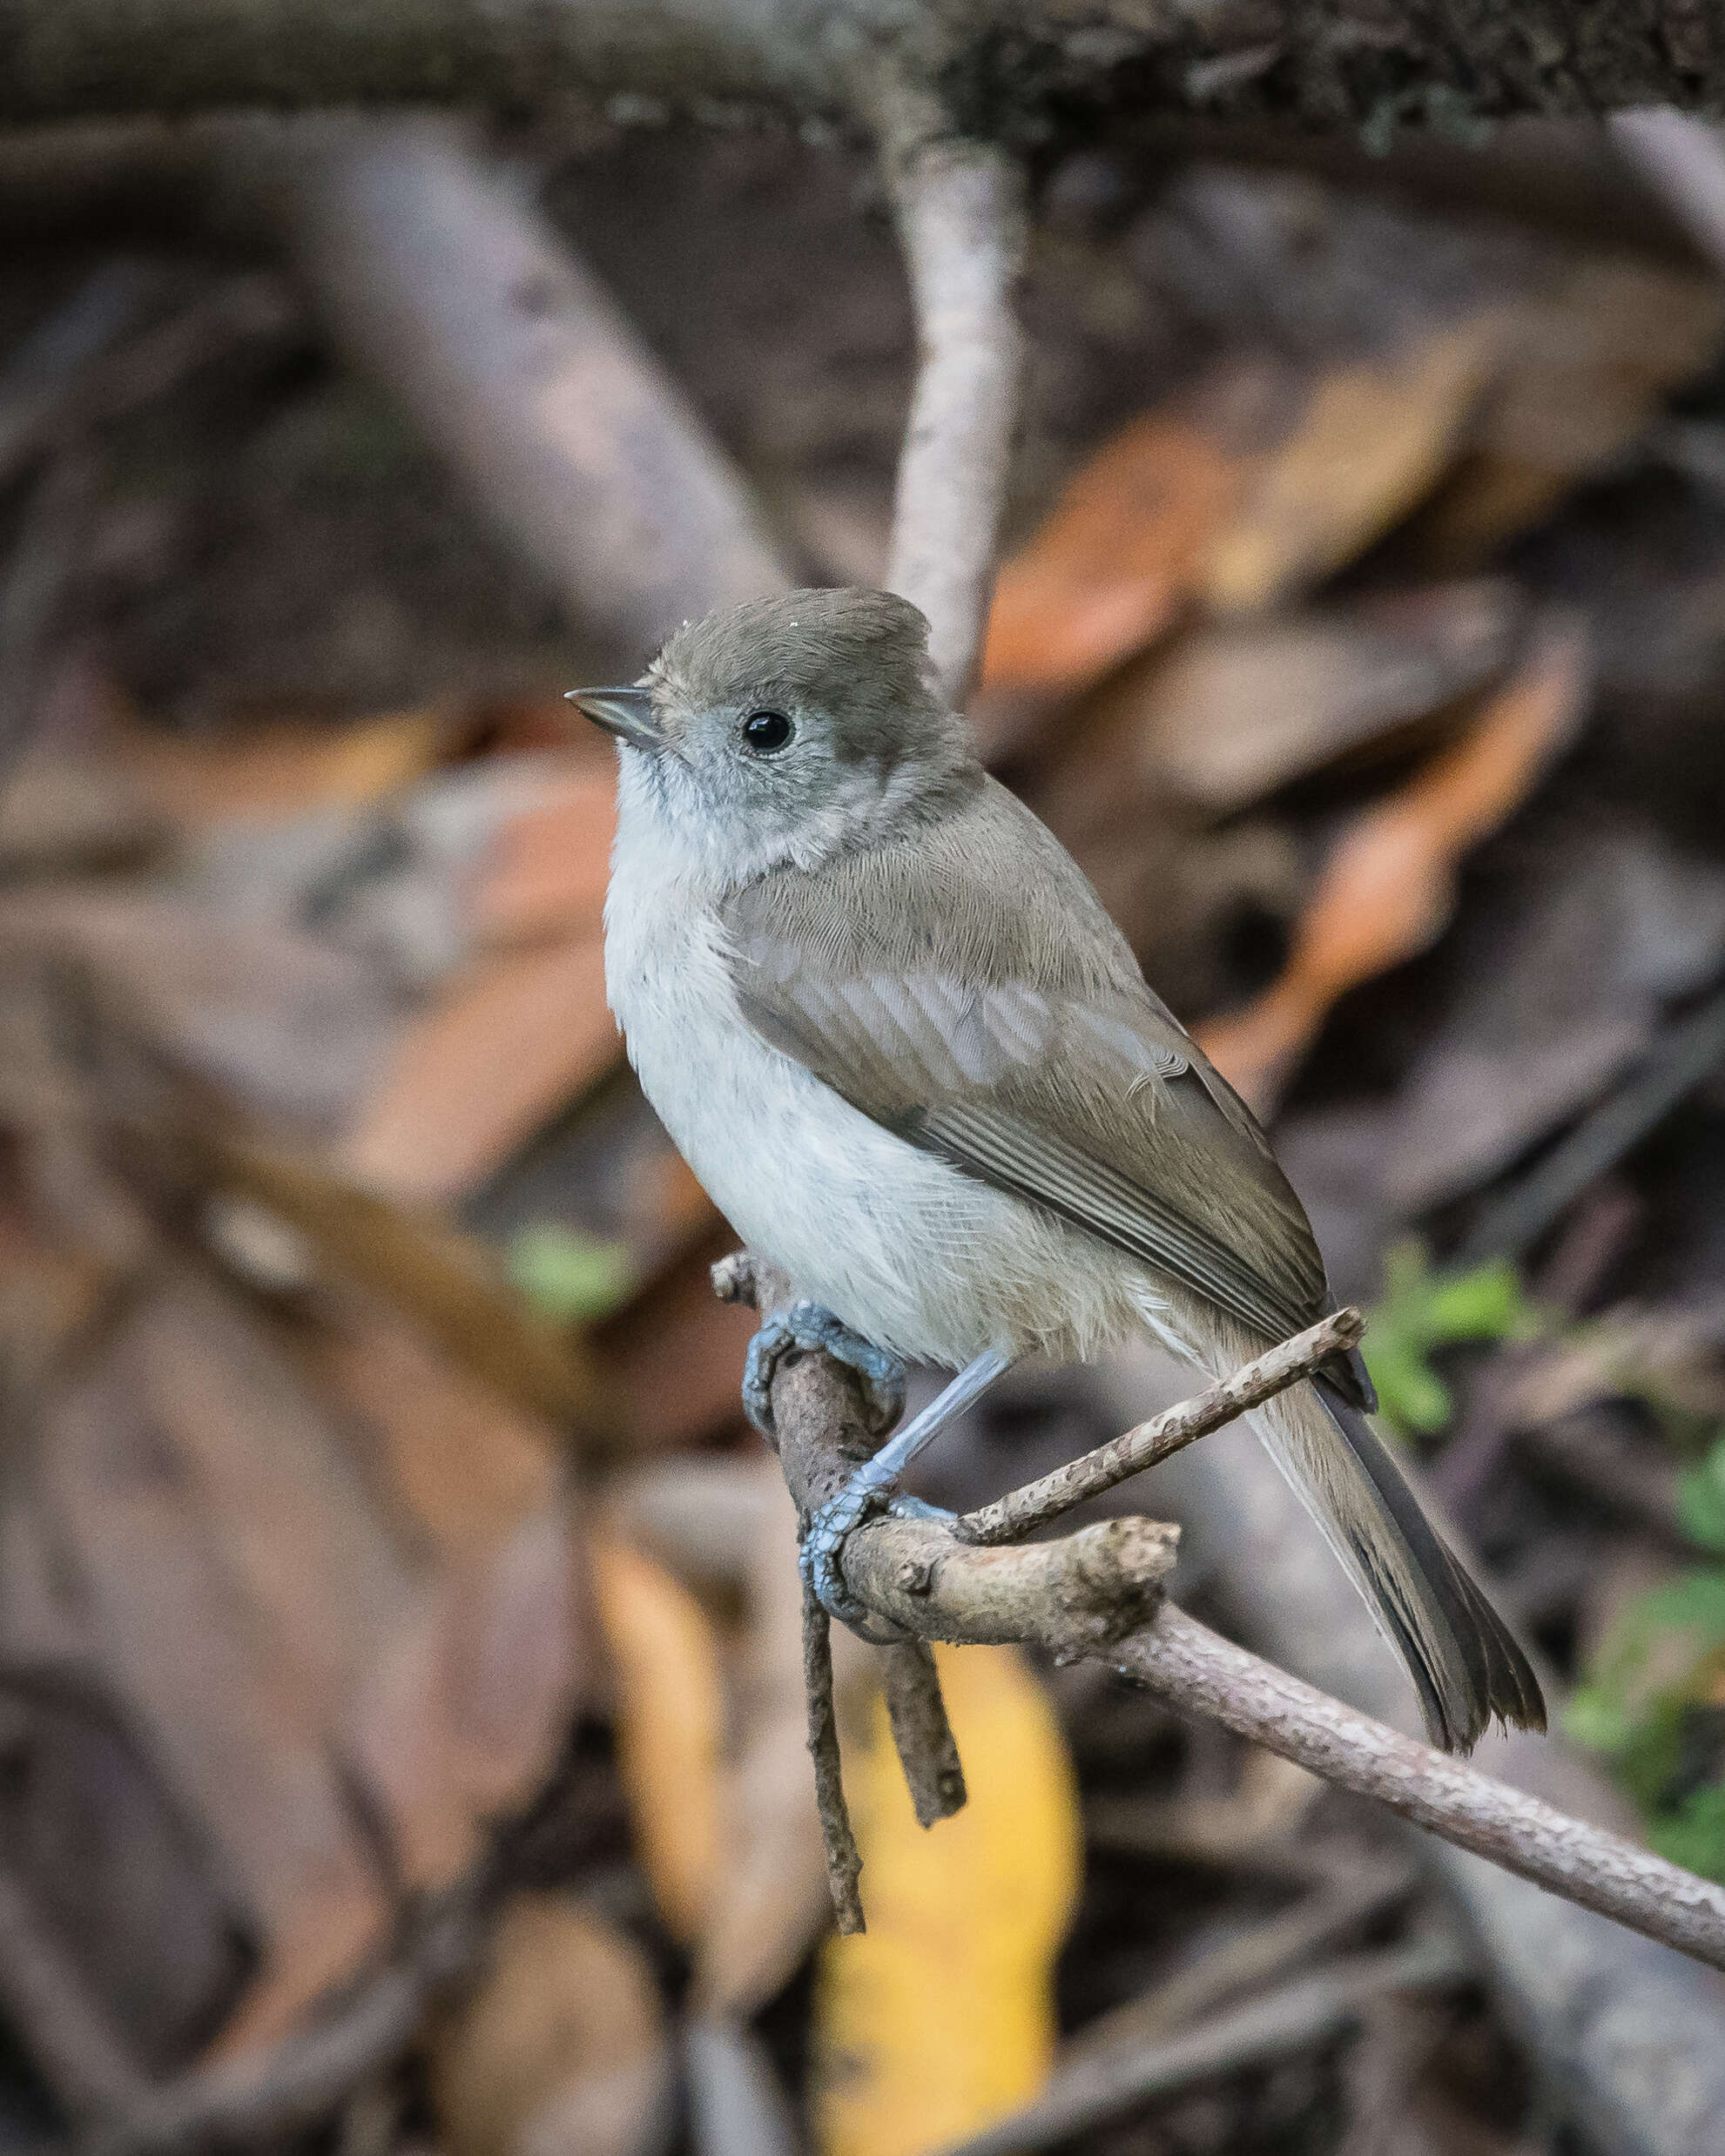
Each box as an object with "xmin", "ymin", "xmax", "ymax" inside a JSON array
[
  {"xmin": 799, "ymin": 1473, "xmax": 956, "ymax": 1641},
  {"xmin": 742, "ymin": 1300, "xmax": 906, "ymax": 1442}
]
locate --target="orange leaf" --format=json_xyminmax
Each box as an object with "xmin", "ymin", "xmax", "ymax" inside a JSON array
[
  {"xmin": 111, "ymin": 705, "xmax": 456, "ymax": 830},
  {"xmin": 979, "ymin": 411, "xmax": 1249, "ymax": 698},
  {"xmin": 469, "ymin": 768, "xmax": 616, "ymax": 949},
  {"xmin": 341, "ymin": 931, "xmax": 617, "ymax": 1203},
  {"xmin": 1196, "ymin": 613, "xmax": 1591, "ymax": 1112}
]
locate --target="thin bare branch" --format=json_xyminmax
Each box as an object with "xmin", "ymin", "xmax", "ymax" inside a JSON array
[
  {"xmin": 956, "ymin": 1307, "xmax": 1364, "ymax": 1545},
  {"xmin": 802, "ymin": 1585, "xmax": 864, "ymax": 1934},
  {"xmin": 719, "ymin": 1257, "xmax": 1725, "ymax": 1971},
  {"xmin": 870, "ymin": 72, "xmax": 1026, "ymax": 706},
  {"xmin": 3, "ymin": 3, "xmax": 1724, "ymax": 138},
  {"xmin": 1115, "ymin": 1606, "xmax": 1725, "ymax": 1972}
]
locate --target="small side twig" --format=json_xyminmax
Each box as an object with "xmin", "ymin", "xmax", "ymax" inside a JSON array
[
  {"xmin": 866, "ymin": 70, "xmax": 1027, "ymax": 707},
  {"xmin": 957, "ymin": 1308, "xmax": 1364, "ymax": 1545},
  {"xmin": 881, "ymin": 1638, "xmax": 967, "ymax": 1825},
  {"xmin": 802, "ymin": 1582, "xmax": 864, "ymax": 1934}
]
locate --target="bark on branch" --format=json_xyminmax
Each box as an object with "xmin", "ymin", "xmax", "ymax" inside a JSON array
[
  {"xmin": 3, "ymin": 3, "xmax": 1725, "ymax": 137},
  {"xmin": 718, "ymin": 1256, "xmax": 1725, "ymax": 1973},
  {"xmin": 872, "ymin": 73, "xmax": 1026, "ymax": 706}
]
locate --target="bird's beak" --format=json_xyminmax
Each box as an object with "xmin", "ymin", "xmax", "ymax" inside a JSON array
[{"xmin": 565, "ymin": 684, "xmax": 659, "ymax": 750}]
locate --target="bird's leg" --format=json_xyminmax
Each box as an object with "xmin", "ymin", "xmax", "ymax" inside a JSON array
[
  {"xmin": 801, "ymin": 1347, "xmax": 1017, "ymax": 1635},
  {"xmin": 744, "ymin": 1298, "xmax": 906, "ymax": 1442}
]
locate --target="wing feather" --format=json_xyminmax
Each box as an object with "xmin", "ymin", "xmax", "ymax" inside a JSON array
[{"xmin": 721, "ymin": 775, "xmax": 1331, "ymax": 1353}]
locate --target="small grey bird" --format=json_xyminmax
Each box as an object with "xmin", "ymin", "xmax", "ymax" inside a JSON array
[{"xmin": 574, "ymin": 586, "xmax": 1544, "ymax": 1753}]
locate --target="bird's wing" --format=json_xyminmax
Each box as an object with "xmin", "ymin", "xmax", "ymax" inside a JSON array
[{"xmin": 718, "ymin": 777, "xmax": 1328, "ymax": 1347}]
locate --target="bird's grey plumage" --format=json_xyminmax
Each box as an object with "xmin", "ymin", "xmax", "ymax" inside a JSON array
[{"xmin": 591, "ymin": 586, "xmax": 1545, "ymax": 1754}]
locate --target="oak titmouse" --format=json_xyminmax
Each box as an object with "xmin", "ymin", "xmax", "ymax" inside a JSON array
[{"xmin": 574, "ymin": 587, "xmax": 1543, "ymax": 1752}]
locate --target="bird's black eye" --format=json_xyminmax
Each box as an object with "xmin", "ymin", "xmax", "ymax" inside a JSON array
[{"xmin": 742, "ymin": 709, "xmax": 794, "ymax": 755}]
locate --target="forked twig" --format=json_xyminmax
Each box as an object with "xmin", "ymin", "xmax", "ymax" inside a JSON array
[{"xmin": 718, "ymin": 1256, "xmax": 1725, "ymax": 1968}]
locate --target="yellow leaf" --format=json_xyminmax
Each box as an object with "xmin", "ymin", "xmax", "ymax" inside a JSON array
[
  {"xmin": 811, "ymin": 1644, "xmax": 1081, "ymax": 2156},
  {"xmin": 590, "ymin": 1535, "xmax": 724, "ymax": 1943}
]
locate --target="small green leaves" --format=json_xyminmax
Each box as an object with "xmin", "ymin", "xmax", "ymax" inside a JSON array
[
  {"xmin": 508, "ymin": 1224, "xmax": 639, "ymax": 1324},
  {"xmin": 1569, "ymin": 1570, "xmax": 1725, "ymax": 1880},
  {"xmin": 1363, "ymin": 1238, "xmax": 1540, "ymax": 1437},
  {"xmin": 1678, "ymin": 1436, "xmax": 1725, "ymax": 1555}
]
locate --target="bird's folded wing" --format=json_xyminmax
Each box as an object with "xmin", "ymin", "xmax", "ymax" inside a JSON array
[{"xmin": 718, "ymin": 832, "xmax": 1327, "ymax": 1348}]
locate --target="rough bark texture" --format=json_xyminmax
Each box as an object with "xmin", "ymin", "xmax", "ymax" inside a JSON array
[
  {"xmin": 2, "ymin": 3, "xmax": 1724, "ymax": 136},
  {"xmin": 1127, "ymin": 1348, "xmax": 1725, "ymax": 2156}
]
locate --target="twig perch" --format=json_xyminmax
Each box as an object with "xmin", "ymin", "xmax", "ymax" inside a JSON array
[
  {"xmin": 716, "ymin": 1255, "xmax": 1725, "ymax": 1969},
  {"xmin": 956, "ymin": 1306, "xmax": 1364, "ymax": 1544}
]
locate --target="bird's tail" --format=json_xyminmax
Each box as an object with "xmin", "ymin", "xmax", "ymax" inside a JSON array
[
  {"xmin": 1251, "ymin": 1371, "xmax": 1546, "ymax": 1752},
  {"xmin": 1138, "ymin": 1292, "xmax": 1545, "ymax": 1753}
]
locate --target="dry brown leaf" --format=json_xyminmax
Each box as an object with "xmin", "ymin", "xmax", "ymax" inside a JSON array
[
  {"xmin": 346, "ymin": 1505, "xmax": 581, "ymax": 1892},
  {"xmin": 1411, "ymin": 254, "xmax": 1725, "ymax": 564},
  {"xmin": 0, "ymin": 992, "xmax": 593, "ymax": 2075},
  {"xmin": 307, "ymin": 1304, "xmax": 567, "ymax": 1558},
  {"xmin": 0, "ymin": 887, "xmax": 392, "ymax": 1136},
  {"xmin": 1197, "ymin": 613, "xmax": 1592, "ymax": 1113},
  {"xmin": 209, "ymin": 1136, "xmax": 613, "ymax": 1436},
  {"xmin": 1200, "ymin": 320, "xmax": 1502, "ymax": 616},
  {"xmin": 429, "ymin": 1895, "xmax": 671, "ymax": 2156},
  {"xmin": 590, "ymin": 1534, "xmax": 724, "ymax": 1944},
  {"xmin": 38, "ymin": 1279, "xmax": 396, "ymax": 2058},
  {"xmin": 1115, "ymin": 580, "xmax": 1523, "ymax": 816},
  {"xmin": 979, "ymin": 413, "xmax": 1247, "ymax": 696},
  {"xmin": 341, "ymin": 932, "xmax": 617, "ymax": 1204}
]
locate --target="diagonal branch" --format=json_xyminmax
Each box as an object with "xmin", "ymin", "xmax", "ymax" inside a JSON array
[
  {"xmin": 956, "ymin": 1306, "xmax": 1364, "ymax": 1544},
  {"xmin": 718, "ymin": 1258, "xmax": 1725, "ymax": 1971}
]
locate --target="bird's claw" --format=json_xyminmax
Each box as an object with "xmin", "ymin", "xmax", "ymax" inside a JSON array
[
  {"xmin": 743, "ymin": 1300, "xmax": 906, "ymax": 1441},
  {"xmin": 799, "ymin": 1477, "xmax": 955, "ymax": 1642}
]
